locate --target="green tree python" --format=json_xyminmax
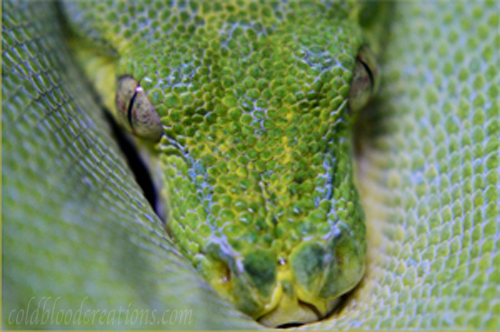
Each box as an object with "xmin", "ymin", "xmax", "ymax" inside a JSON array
[{"xmin": 2, "ymin": 0, "xmax": 498, "ymax": 329}]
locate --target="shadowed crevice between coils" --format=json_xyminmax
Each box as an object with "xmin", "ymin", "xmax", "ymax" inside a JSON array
[{"xmin": 103, "ymin": 109, "xmax": 162, "ymax": 220}]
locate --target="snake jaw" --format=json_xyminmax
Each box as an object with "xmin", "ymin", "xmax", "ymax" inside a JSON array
[
  {"xmin": 198, "ymin": 225, "xmax": 365, "ymax": 327},
  {"xmin": 202, "ymin": 252, "xmax": 324, "ymax": 327},
  {"xmin": 257, "ymin": 231, "xmax": 366, "ymax": 326},
  {"xmin": 258, "ymin": 270, "xmax": 323, "ymax": 327}
]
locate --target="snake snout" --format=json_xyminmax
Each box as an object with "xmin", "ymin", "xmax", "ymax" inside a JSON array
[
  {"xmin": 257, "ymin": 229, "xmax": 366, "ymax": 326},
  {"xmin": 214, "ymin": 221, "xmax": 364, "ymax": 327}
]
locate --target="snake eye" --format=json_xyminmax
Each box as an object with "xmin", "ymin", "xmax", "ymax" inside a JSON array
[
  {"xmin": 115, "ymin": 75, "xmax": 163, "ymax": 141},
  {"xmin": 348, "ymin": 47, "xmax": 379, "ymax": 112}
]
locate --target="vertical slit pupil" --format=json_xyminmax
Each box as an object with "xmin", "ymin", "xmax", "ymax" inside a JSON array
[
  {"xmin": 127, "ymin": 88, "xmax": 139, "ymax": 130},
  {"xmin": 359, "ymin": 58, "xmax": 374, "ymax": 91}
]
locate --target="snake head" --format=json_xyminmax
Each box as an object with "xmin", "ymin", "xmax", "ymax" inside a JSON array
[{"xmin": 63, "ymin": 0, "xmax": 378, "ymax": 326}]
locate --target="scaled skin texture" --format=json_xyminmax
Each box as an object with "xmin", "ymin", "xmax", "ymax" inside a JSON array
[
  {"xmin": 3, "ymin": 0, "xmax": 498, "ymax": 329},
  {"xmin": 62, "ymin": 1, "xmax": 369, "ymax": 325}
]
